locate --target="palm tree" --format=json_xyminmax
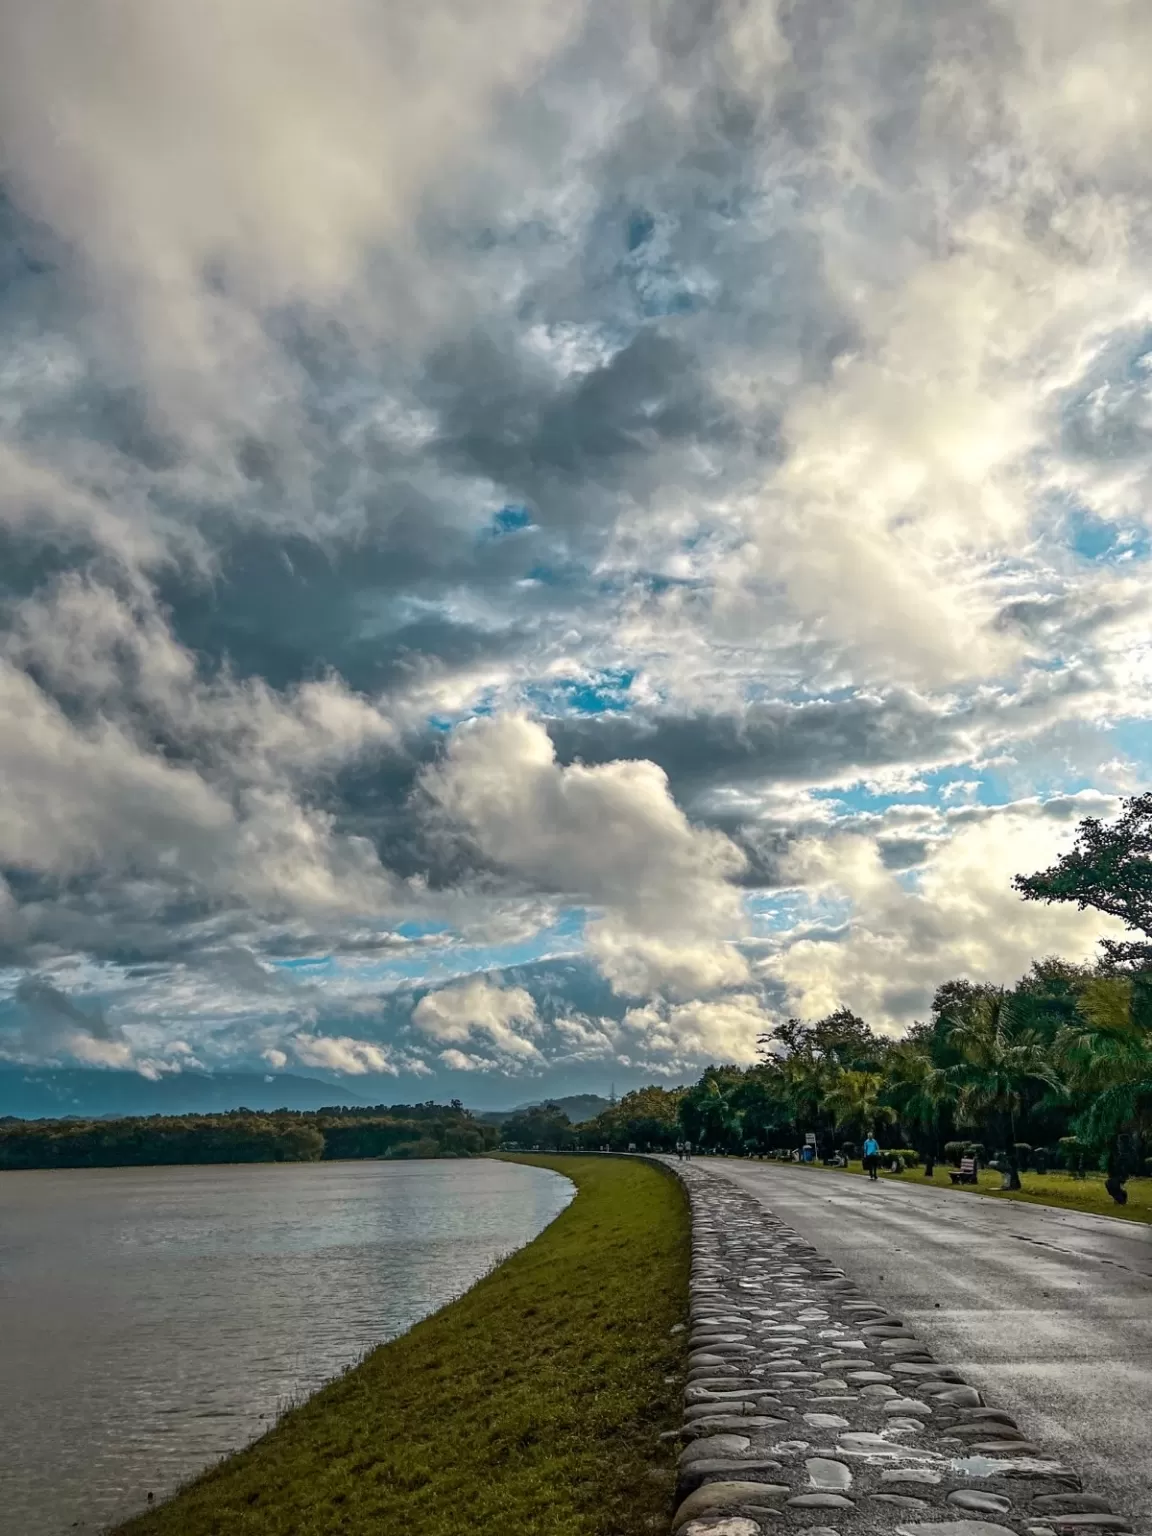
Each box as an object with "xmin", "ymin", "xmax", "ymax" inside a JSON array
[
  {"xmin": 779, "ymin": 1052, "xmax": 836, "ymax": 1149},
  {"xmin": 1055, "ymin": 976, "xmax": 1152, "ymax": 1203},
  {"xmin": 824, "ymin": 1069, "xmax": 895, "ymax": 1149},
  {"xmin": 883, "ymin": 1042, "xmax": 956, "ymax": 1176},
  {"xmin": 942, "ymin": 989, "xmax": 1063, "ymax": 1189},
  {"xmin": 681, "ymin": 1073, "xmax": 745, "ymax": 1152}
]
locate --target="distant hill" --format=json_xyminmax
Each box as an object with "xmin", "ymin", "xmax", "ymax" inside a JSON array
[
  {"xmin": 477, "ymin": 1093, "xmax": 613, "ymax": 1127},
  {"xmin": 0, "ymin": 1068, "xmax": 367, "ymax": 1120}
]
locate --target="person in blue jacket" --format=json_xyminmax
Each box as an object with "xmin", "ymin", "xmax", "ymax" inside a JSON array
[{"xmin": 863, "ymin": 1132, "xmax": 881, "ymax": 1180}]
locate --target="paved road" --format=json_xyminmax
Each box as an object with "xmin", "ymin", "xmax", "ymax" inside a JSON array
[{"xmin": 697, "ymin": 1158, "xmax": 1152, "ymax": 1526}]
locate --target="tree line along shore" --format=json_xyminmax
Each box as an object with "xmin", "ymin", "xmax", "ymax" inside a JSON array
[{"xmin": 0, "ymin": 1101, "xmax": 498, "ymax": 1168}]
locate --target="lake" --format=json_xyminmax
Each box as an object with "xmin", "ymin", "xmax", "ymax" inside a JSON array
[{"xmin": 0, "ymin": 1158, "xmax": 573, "ymax": 1536}]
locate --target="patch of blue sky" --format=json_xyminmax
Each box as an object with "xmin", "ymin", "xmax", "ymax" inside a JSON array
[
  {"xmin": 617, "ymin": 205, "xmax": 721, "ymax": 321},
  {"xmin": 426, "ymin": 694, "xmax": 498, "ymax": 733},
  {"xmin": 305, "ymin": 909, "xmax": 588, "ymax": 992},
  {"xmin": 1012, "ymin": 767, "xmax": 1108, "ymax": 802},
  {"xmin": 394, "ymin": 920, "xmax": 452, "ymax": 939},
  {"xmin": 810, "ymin": 764, "xmax": 1013, "ymax": 818},
  {"xmin": 269, "ymin": 954, "xmax": 336, "ymax": 976},
  {"xmin": 746, "ymin": 889, "xmax": 852, "ymax": 936},
  {"xmin": 479, "ymin": 503, "xmax": 537, "ymax": 541},
  {"xmin": 524, "ymin": 667, "xmax": 636, "ymax": 718},
  {"xmin": 1100, "ymin": 718, "xmax": 1152, "ymax": 772},
  {"xmin": 1057, "ymin": 323, "xmax": 1152, "ymax": 466},
  {"xmin": 1066, "ymin": 505, "xmax": 1150, "ymax": 565}
]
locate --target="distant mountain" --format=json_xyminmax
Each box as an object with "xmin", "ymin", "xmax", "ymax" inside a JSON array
[
  {"xmin": 477, "ymin": 1093, "xmax": 613, "ymax": 1127},
  {"xmin": 0, "ymin": 1068, "xmax": 366, "ymax": 1120},
  {"xmin": 524, "ymin": 1093, "xmax": 613, "ymax": 1124}
]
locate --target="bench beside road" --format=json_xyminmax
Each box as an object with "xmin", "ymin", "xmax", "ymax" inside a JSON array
[{"xmin": 663, "ymin": 1160, "xmax": 1139, "ymax": 1536}]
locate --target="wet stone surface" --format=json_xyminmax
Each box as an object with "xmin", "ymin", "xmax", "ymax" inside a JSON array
[{"xmin": 664, "ymin": 1161, "xmax": 1135, "ymax": 1536}]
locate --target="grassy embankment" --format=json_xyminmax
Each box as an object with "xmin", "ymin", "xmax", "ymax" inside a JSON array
[
  {"xmin": 784, "ymin": 1156, "xmax": 1152, "ymax": 1224},
  {"xmin": 113, "ymin": 1154, "xmax": 689, "ymax": 1536}
]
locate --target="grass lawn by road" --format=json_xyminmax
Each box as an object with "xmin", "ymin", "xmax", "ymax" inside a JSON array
[
  {"xmin": 113, "ymin": 1154, "xmax": 689, "ymax": 1536},
  {"xmin": 756, "ymin": 1156, "xmax": 1152, "ymax": 1224}
]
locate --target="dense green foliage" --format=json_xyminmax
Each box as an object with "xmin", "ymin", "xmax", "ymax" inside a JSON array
[
  {"xmin": 1014, "ymin": 790, "xmax": 1152, "ymax": 969},
  {"xmin": 113, "ymin": 1155, "xmax": 689, "ymax": 1536},
  {"xmin": 0, "ymin": 1101, "xmax": 498, "ymax": 1169}
]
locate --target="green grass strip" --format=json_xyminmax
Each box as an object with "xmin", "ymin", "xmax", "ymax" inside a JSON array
[
  {"xmin": 740, "ymin": 1156, "xmax": 1152, "ymax": 1224},
  {"xmin": 113, "ymin": 1154, "xmax": 689, "ymax": 1536}
]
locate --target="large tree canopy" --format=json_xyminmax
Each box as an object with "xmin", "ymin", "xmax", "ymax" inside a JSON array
[{"xmin": 1014, "ymin": 794, "xmax": 1152, "ymax": 968}]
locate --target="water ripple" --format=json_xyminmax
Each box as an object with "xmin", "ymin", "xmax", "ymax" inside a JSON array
[{"xmin": 0, "ymin": 1158, "xmax": 572, "ymax": 1536}]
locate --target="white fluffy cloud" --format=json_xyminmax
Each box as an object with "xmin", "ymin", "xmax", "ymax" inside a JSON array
[
  {"xmin": 420, "ymin": 714, "xmax": 750, "ymax": 997},
  {"xmin": 291, "ymin": 1033, "xmax": 399, "ymax": 1076},
  {"xmin": 770, "ymin": 805, "xmax": 1130, "ymax": 1032},
  {"xmin": 412, "ymin": 977, "xmax": 542, "ymax": 1068},
  {"xmin": 0, "ymin": 579, "xmax": 406, "ymax": 934},
  {"xmin": 622, "ymin": 993, "xmax": 770, "ymax": 1072}
]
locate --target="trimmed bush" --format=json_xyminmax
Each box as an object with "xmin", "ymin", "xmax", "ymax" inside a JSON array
[{"xmin": 944, "ymin": 1141, "xmax": 967, "ymax": 1165}]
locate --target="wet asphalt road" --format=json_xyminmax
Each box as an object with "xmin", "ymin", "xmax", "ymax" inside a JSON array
[{"xmin": 696, "ymin": 1158, "xmax": 1152, "ymax": 1526}]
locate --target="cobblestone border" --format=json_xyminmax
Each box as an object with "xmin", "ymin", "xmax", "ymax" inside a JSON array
[{"xmin": 665, "ymin": 1160, "xmax": 1137, "ymax": 1536}]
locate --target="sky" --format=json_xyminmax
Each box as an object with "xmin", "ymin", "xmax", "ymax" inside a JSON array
[{"xmin": 0, "ymin": 0, "xmax": 1149, "ymax": 1107}]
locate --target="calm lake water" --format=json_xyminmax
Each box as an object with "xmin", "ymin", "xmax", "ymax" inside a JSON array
[{"xmin": 0, "ymin": 1158, "xmax": 573, "ymax": 1536}]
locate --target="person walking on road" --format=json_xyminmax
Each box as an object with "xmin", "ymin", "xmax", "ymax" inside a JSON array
[{"xmin": 863, "ymin": 1131, "xmax": 880, "ymax": 1181}]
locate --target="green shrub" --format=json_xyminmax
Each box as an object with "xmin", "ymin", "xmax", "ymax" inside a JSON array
[
  {"xmin": 881, "ymin": 1147, "xmax": 921, "ymax": 1166},
  {"xmin": 944, "ymin": 1141, "xmax": 967, "ymax": 1164}
]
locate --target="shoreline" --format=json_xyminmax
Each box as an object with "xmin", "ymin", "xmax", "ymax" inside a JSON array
[{"xmin": 109, "ymin": 1153, "xmax": 690, "ymax": 1536}]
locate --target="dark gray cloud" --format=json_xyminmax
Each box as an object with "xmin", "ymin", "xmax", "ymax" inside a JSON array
[{"xmin": 548, "ymin": 692, "xmax": 969, "ymax": 798}]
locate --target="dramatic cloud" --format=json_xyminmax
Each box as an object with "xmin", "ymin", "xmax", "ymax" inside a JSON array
[
  {"xmin": 769, "ymin": 802, "xmax": 1131, "ymax": 1032},
  {"xmin": 291, "ymin": 1034, "xmax": 403, "ymax": 1077},
  {"xmin": 3, "ymin": 976, "xmax": 134, "ymax": 1070},
  {"xmin": 412, "ymin": 976, "xmax": 543, "ymax": 1070},
  {"xmin": 622, "ymin": 993, "xmax": 771, "ymax": 1073},
  {"xmin": 0, "ymin": 0, "xmax": 1150, "ymax": 1094},
  {"xmin": 420, "ymin": 714, "xmax": 749, "ymax": 996}
]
